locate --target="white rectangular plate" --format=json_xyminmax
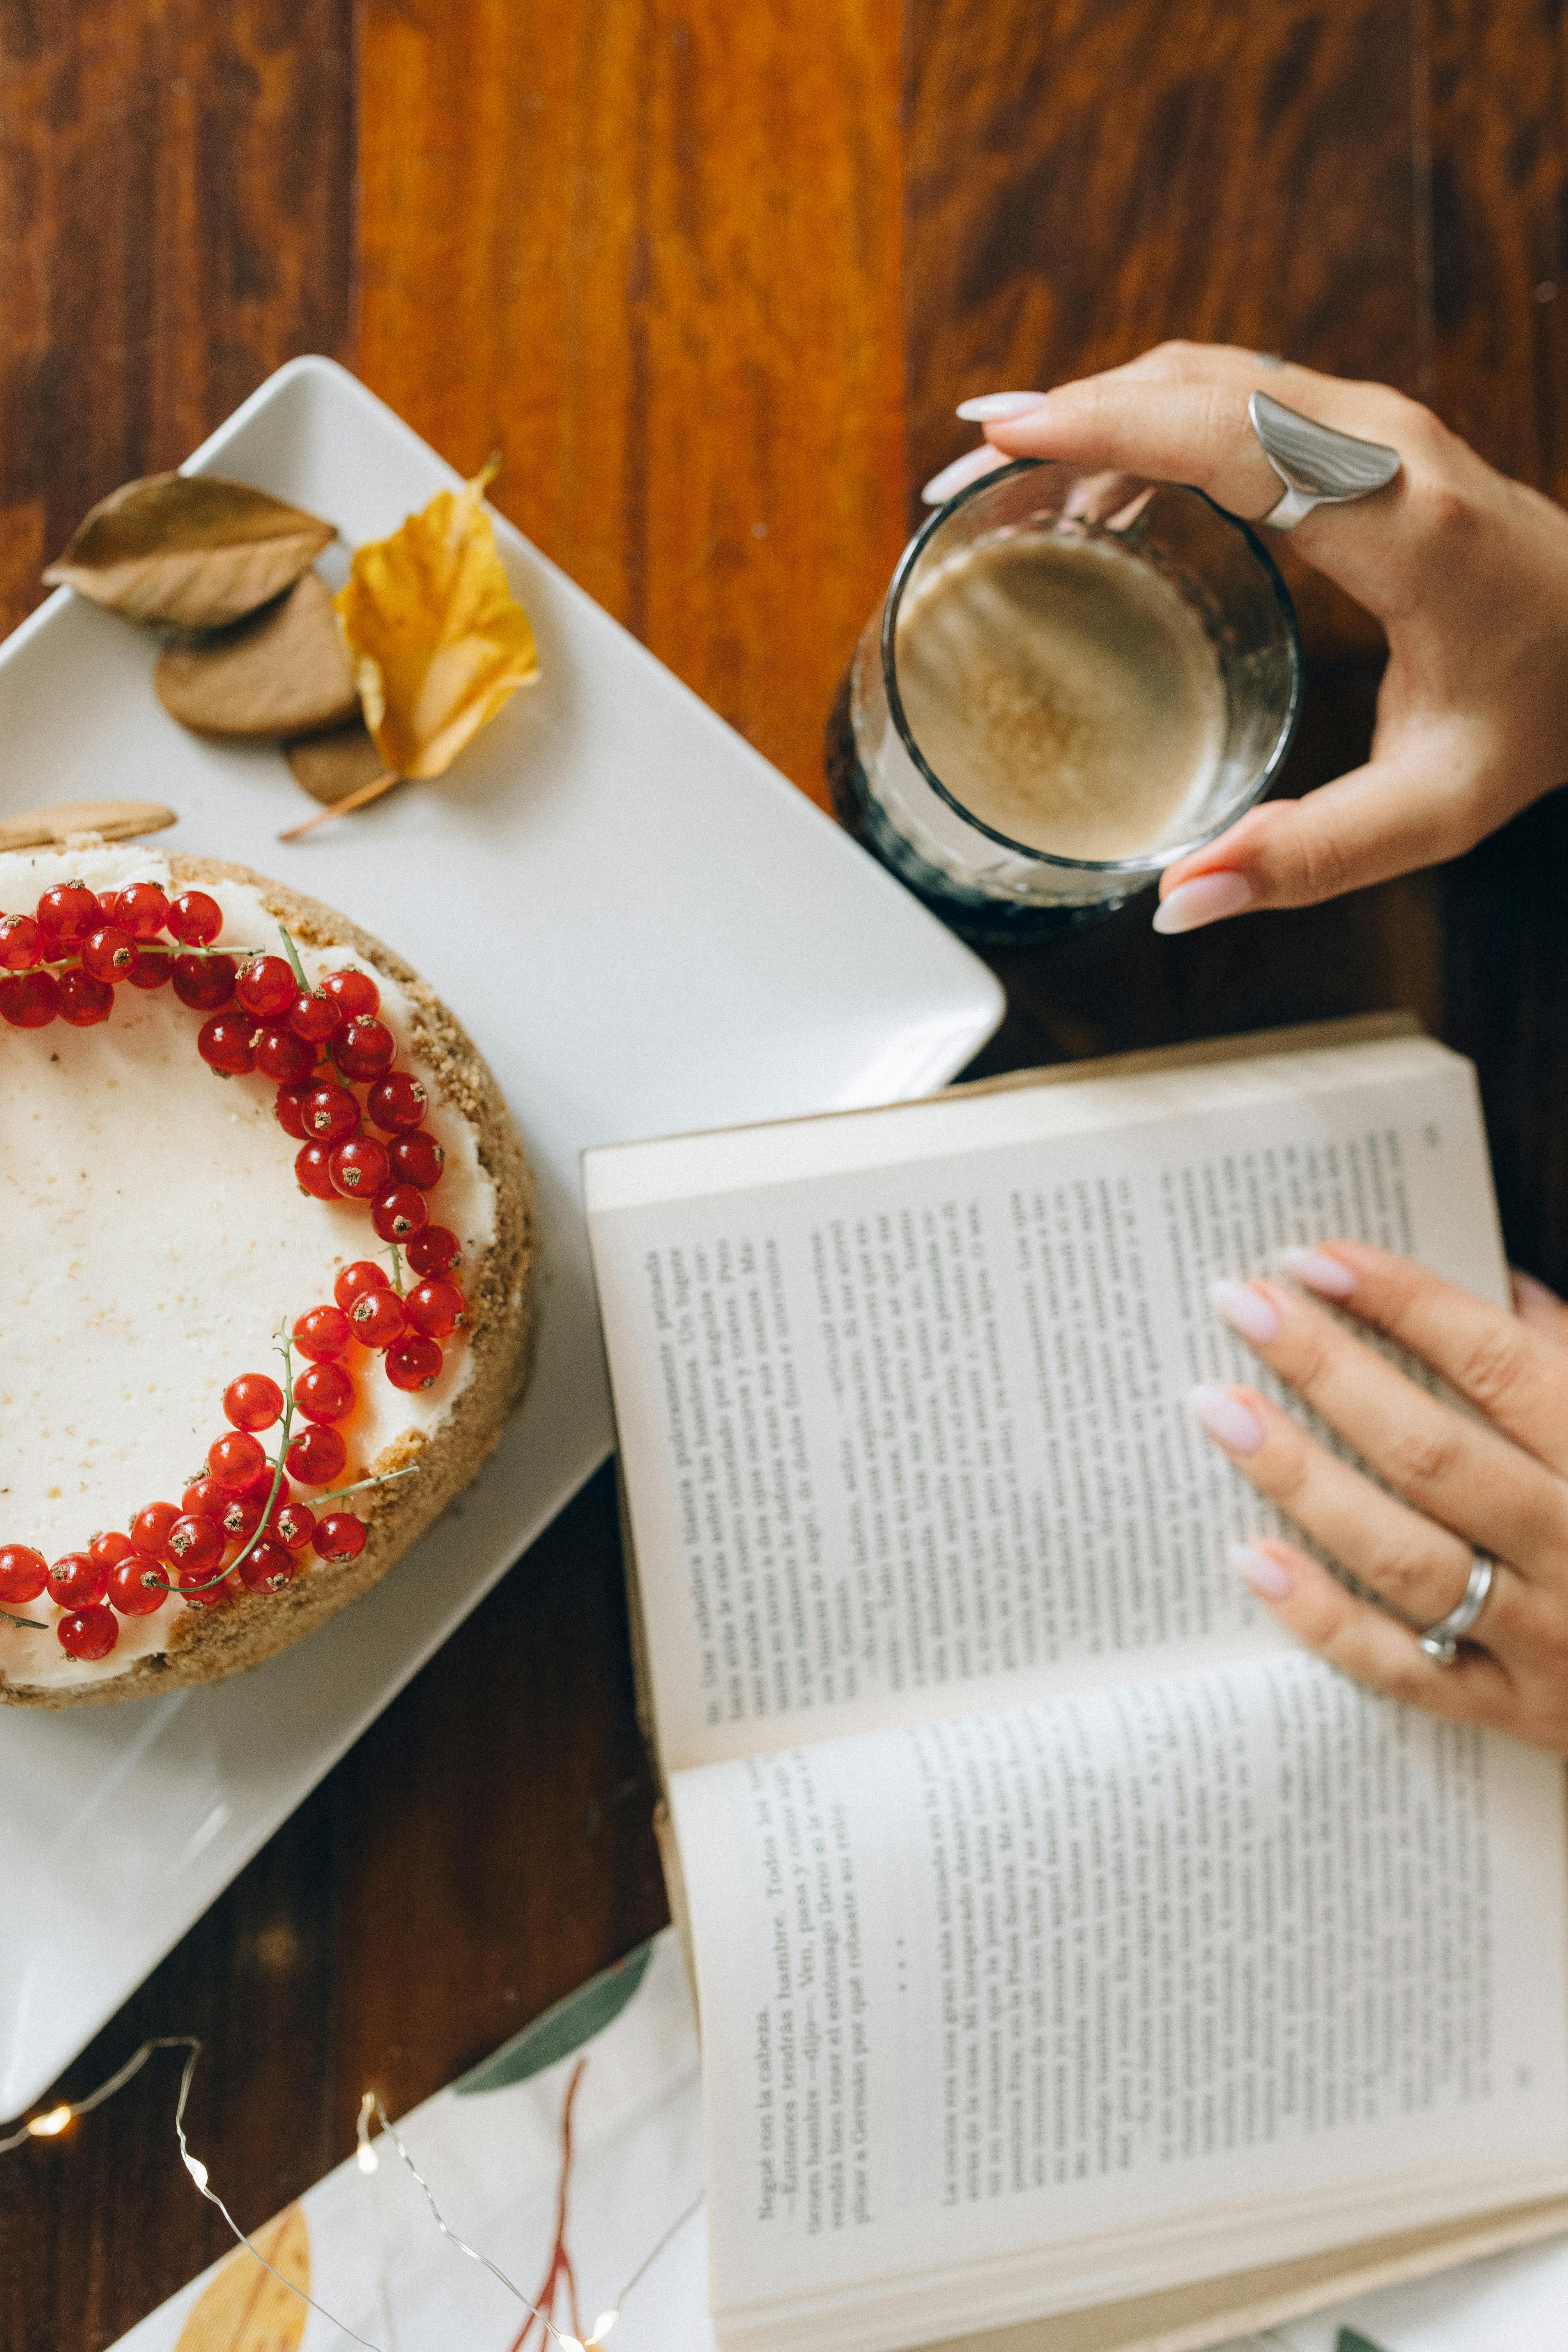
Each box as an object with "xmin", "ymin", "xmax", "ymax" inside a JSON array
[{"xmin": 0, "ymin": 357, "xmax": 1002, "ymax": 2116}]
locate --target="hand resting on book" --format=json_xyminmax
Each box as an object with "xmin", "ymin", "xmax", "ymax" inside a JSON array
[
  {"xmin": 1194, "ymin": 1241, "xmax": 1568, "ymax": 1752},
  {"xmin": 957, "ymin": 343, "xmax": 1568, "ymax": 933}
]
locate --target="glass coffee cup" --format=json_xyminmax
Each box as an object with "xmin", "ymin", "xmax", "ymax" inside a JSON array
[{"xmin": 829, "ymin": 459, "xmax": 1302, "ymax": 945}]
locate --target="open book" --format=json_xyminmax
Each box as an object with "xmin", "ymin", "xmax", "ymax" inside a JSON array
[{"xmin": 583, "ymin": 1020, "xmax": 1568, "ymax": 2352}]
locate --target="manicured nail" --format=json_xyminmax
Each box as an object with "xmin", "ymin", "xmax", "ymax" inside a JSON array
[
  {"xmin": 1208, "ymin": 1278, "xmax": 1281, "ymax": 1346},
  {"xmin": 954, "ymin": 391, "xmax": 1049, "ymax": 421},
  {"xmin": 920, "ymin": 446, "xmax": 1006, "ymax": 505},
  {"xmin": 1279, "ymin": 1246, "xmax": 1357, "ymax": 1299},
  {"xmin": 1188, "ymin": 1383, "xmax": 1265, "ymax": 1455},
  {"xmin": 1151, "ymin": 871, "xmax": 1256, "ymax": 934},
  {"xmin": 1512, "ymin": 1268, "xmax": 1560, "ymax": 1316},
  {"xmin": 1230, "ymin": 1541, "xmax": 1293, "ymax": 1599}
]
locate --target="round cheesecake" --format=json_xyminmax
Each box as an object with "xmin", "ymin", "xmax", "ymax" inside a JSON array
[{"xmin": 0, "ymin": 840, "xmax": 534, "ymax": 1708}]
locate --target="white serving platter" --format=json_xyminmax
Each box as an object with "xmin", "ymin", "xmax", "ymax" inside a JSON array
[{"xmin": 0, "ymin": 357, "xmax": 1003, "ymax": 2116}]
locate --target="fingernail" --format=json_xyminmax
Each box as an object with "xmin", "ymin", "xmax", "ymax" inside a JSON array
[
  {"xmin": 1208, "ymin": 1278, "xmax": 1282, "ymax": 1346},
  {"xmin": 920, "ymin": 446, "xmax": 1006, "ymax": 505},
  {"xmin": 1152, "ymin": 871, "xmax": 1256, "ymax": 935},
  {"xmin": 1512, "ymin": 1268, "xmax": 1559, "ymax": 1314},
  {"xmin": 1230, "ymin": 1541, "xmax": 1293, "ymax": 1599},
  {"xmin": 1279, "ymin": 1246, "xmax": 1357, "ymax": 1299},
  {"xmin": 954, "ymin": 391, "xmax": 1049, "ymax": 421},
  {"xmin": 1188, "ymin": 1383, "xmax": 1265, "ymax": 1455}
]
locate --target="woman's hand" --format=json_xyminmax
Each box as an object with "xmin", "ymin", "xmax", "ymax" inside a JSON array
[
  {"xmin": 1191, "ymin": 1242, "xmax": 1568, "ymax": 1753},
  {"xmin": 929, "ymin": 345, "xmax": 1568, "ymax": 933}
]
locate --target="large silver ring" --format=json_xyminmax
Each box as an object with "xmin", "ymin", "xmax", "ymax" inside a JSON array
[
  {"xmin": 1248, "ymin": 389, "xmax": 1402, "ymax": 531},
  {"xmin": 1418, "ymin": 1552, "xmax": 1495, "ymax": 1665}
]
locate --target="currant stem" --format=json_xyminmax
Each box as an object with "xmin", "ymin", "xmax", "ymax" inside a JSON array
[
  {"xmin": 1, "ymin": 1609, "xmax": 47, "ymax": 1633},
  {"xmin": 35, "ymin": 943, "xmax": 260, "ymax": 975},
  {"xmin": 277, "ymin": 922, "xmax": 310, "ymax": 992},
  {"xmin": 388, "ymin": 1243, "xmax": 405, "ymax": 1297},
  {"xmin": 150, "ymin": 1323, "xmax": 297, "ymax": 1597},
  {"xmin": 324, "ymin": 1464, "xmax": 421, "ymax": 1504}
]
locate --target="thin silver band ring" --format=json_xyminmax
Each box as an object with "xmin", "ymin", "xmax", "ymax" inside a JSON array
[{"xmin": 1418, "ymin": 1552, "xmax": 1496, "ymax": 1665}]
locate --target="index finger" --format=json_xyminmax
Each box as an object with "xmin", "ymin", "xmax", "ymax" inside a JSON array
[{"xmin": 1280, "ymin": 1242, "xmax": 1568, "ymax": 1480}]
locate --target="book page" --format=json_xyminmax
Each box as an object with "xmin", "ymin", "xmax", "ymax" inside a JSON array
[
  {"xmin": 671, "ymin": 1654, "xmax": 1568, "ymax": 2350},
  {"xmin": 587, "ymin": 1035, "xmax": 1505, "ymax": 1772}
]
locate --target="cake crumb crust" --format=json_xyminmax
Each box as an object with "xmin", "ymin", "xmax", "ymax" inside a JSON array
[{"xmin": 2, "ymin": 855, "xmax": 536, "ymax": 1709}]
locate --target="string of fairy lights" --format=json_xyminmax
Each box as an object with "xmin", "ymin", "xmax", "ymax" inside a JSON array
[{"xmin": 2, "ymin": 2034, "xmax": 704, "ymax": 2350}]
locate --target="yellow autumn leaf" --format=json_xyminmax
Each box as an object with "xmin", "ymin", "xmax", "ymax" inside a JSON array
[
  {"xmin": 334, "ymin": 463, "xmax": 538, "ymax": 782},
  {"xmin": 173, "ymin": 2202, "xmax": 310, "ymax": 2352}
]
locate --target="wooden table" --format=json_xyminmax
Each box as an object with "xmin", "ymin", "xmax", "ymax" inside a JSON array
[{"xmin": 4, "ymin": 3, "xmax": 1566, "ymax": 2340}]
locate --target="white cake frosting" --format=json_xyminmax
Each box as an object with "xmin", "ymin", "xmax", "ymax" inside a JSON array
[{"xmin": 0, "ymin": 843, "xmax": 497, "ymax": 1693}]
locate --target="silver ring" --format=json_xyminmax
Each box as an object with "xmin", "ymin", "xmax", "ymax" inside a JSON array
[
  {"xmin": 1249, "ymin": 389, "xmax": 1402, "ymax": 531},
  {"xmin": 1418, "ymin": 1552, "xmax": 1495, "ymax": 1665}
]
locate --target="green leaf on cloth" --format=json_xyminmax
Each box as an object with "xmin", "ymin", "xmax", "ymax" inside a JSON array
[
  {"xmin": 455, "ymin": 1941, "xmax": 655, "ymax": 2096},
  {"xmin": 1338, "ymin": 2330, "xmax": 1393, "ymax": 2352}
]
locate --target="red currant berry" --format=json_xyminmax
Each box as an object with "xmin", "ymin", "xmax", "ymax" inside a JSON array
[
  {"xmin": 295, "ymin": 1141, "xmax": 340, "ymax": 1201},
  {"xmin": 275, "ymin": 1082, "xmax": 311, "ymax": 1140},
  {"xmin": 235, "ymin": 954, "xmax": 297, "ymax": 1019},
  {"xmin": 366, "ymin": 1072, "xmax": 428, "ymax": 1133},
  {"xmin": 181, "ymin": 1477, "xmax": 224, "ymax": 1520},
  {"xmin": 322, "ymin": 968, "xmax": 379, "ymax": 1020},
  {"xmin": 47, "ymin": 1552, "xmax": 107, "ymax": 1608},
  {"xmin": 285, "ymin": 1423, "xmax": 347, "ymax": 1485},
  {"xmin": 177, "ymin": 1564, "xmax": 234, "ymax": 1607},
  {"xmin": 165, "ymin": 1514, "xmax": 224, "ymax": 1575},
  {"xmin": 115, "ymin": 881, "xmax": 172, "ymax": 941},
  {"xmin": 129, "ymin": 1500, "xmax": 182, "ymax": 1554},
  {"xmin": 330, "ymin": 1135, "xmax": 389, "ymax": 1199},
  {"xmin": 404, "ymin": 1225, "xmax": 462, "ymax": 1278},
  {"xmin": 349, "ymin": 1286, "xmax": 406, "ymax": 1349},
  {"xmin": 0, "ymin": 1543, "xmax": 47, "ymax": 1602},
  {"xmin": 166, "ymin": 890, "xmax": 223, "ymax": 947},
  {"xmin": 0, "ymin": 970, "xmax": 59, "ymax": 1027},
  {"xmin": 302, "ymin": 1084, "xmax": 361, "ymax": 1145},
  {"xmin": 270, "ymin": 1499, "xmax": 316, "ymax": 1551},
  {"xmin": 57, "ymin": 968, "xmax": 115, "ymax": 1027},
  {"xmin": 372, "ymin": 1185, "xmax": 428, "ymax": 1242},
  {"xmin": 312, "ymin": 1511, "xmax": 367, "ymax": 1564},
  {"xmin": 219, "ymin": 1494, "xmax": 264, "ymax": 1543},
  {"xmin": 385, "ymin": 1333, "xmax": 443, "ymax": 1391},
  {"xmin": 288, "ymin": 988, "xmax": 342, "ymax": 1044},
  {"xmin": 334, "ymin": 1260, "xmax": 392, "ymax": 1311},
  {"xmin": 58, "ymin": 1605, "xmax": 119, "ymax": 1659},
  {"xmin": 81, "ymin": 925, "xmax": 136, "ymax": 983},
  {"xmin": 293, "ymin": 1303, "xmax": 351, "ymax": 1361},
  {"xmin": 334, "ymin": 1016, "xmax": 395, "ymax": 1081},
  {"xmin": 255, "ymin": 1025, "xmax": 314, "ymax": 1084},
  {"xmin": 237, "ymin": 1537, "xmax": 296, "ymax": 1593},
  {"xmin": 126, "ymin": 945, "xmax": 173, "ymax": 990},
  {"xmin": 389, "ymin": 1132, "xmax": 444, "ymax": 1189},
  {"xmin": 0, "ymin": 912, "xmax": 42, "ymax": 970},
  {"xmin": 108, "ymin": 1553, "xmax": 168, "ymax": 1615},
  {"xmin": 172, "ymin": 952, "xmax": 237, "ymax": 1010},
  {"xmin": 294, "ymin": 1361, "xmax": 356, "ymax": 1424},
  {"xmin": 405, "ymin": 1278, "xmax": 467, "ymax": 1338},
  {"xmin": 35, "ymin": 880, "xmax": 101, "ymax": 948},
  {"xmin": 208, "ymin": 1430, "xmax": 269, "ymax": 1494},
  {"xmin": 198, "ymin": 1012, "xmax": 257, "ymax": 1075},
  {"xmin": 224, "ymin": 1372, "xmax": 285, "ymax": 1431},
  {"xmin": 88, "ymin": 1528, "xmax": 134, "ymax": 1572}
]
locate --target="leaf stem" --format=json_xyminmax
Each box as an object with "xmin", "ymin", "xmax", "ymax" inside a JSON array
[{"xmin": 279, "ymin": 771, "xmax": 402, "ymax": 842}]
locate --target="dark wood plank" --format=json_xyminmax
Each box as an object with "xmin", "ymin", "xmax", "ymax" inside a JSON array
[
  {"xmin": 357, "ymin": 0, "xmax": 906, "ymax": 808},
  {"xmin": 0, "ymin": 0, "xmax": 356, "ymax": 639},
  {"xmin": 1428, "ymin": 0, "xmax": 1568, "ymax": 1290},
  {"xmin": 905, "ymin": 0, "xmax": 1442, "ymax": 1068}
]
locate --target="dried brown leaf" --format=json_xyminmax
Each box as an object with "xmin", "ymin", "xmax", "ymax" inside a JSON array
[
  {"xmin": 0, "ymin": 799, "xmax": 177, "ymax": 851},
  {"xmin": 284, "ymin": 717, "xmax": 391, "ymax": 804},
  {"xmin": 156, "ymin": 573, "xmax": 359, "ymax": 738},
  {"xmin": 44, "ymin": 473, "xmax": 335, "ymax": 627},
  {"xmin": 334, "ymin": 463, "xmax": 538, "ymax": 781}
]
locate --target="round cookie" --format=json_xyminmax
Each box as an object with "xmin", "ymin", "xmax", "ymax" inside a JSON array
[{"xmin": 0, "ymin": 846, "xmax": 535, "ymax": 1707}]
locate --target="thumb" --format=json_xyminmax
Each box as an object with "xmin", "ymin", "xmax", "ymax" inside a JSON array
[{"xmin": 1151, "ymin": 754, "xmax": 1479, "ymax": 931}]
